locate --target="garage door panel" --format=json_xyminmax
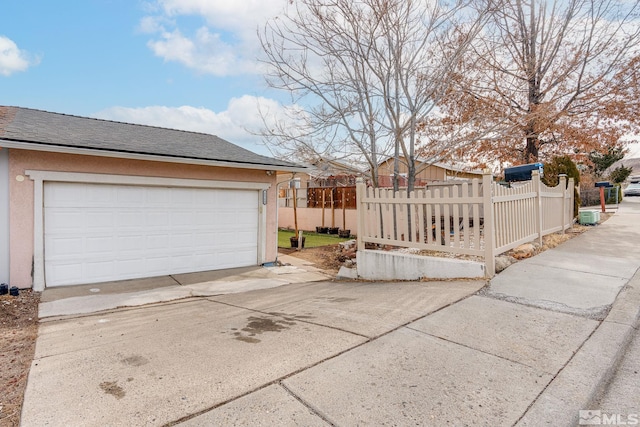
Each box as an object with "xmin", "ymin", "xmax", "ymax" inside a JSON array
[
  {"xmin": 44, "ymin": 182, "xmax": 259, "ymax": 287},
  {"xmin": 117, "ymin": 235, "xmax": 147, "ymax": 251},
  {"xmin": 46, "ymin": 210, "xmax": 86, "ymax": 231},
  {"xmin": 234, "ymin": 230, "xmax": 259, "ymax": 244},
  {"xmin": 171, "ymin": 233, "xmax": 197, "ymax": 248},
  {"xmin": 85, "ymin": 236, "xmax": 116, "ymax": 254},
  {"xmin": 193, "ymin": 232, "xmax": 216, "ymax": 248},
  {"xmin": 116, "ymin": 211, "xmax": 150, "ymax": 228},
  {"xmin": 169, "ymin": 188, "xmax": 194, "ymax": 204},
  {"xmin": 217, "ymin": 249, "xmax": 255, "ymax": 266},
  {"xmin": 116, "ymin": 186, "xmax": 147, "ymax": 204},
  {"xmin": 46, "ymin": 237, "xmax": 84, "ymax": 257},
  {"xmin": 84, "ymin": 260, "xmax": 116, "ymax": 280},
  {"xmin": 171, "ymin": 211, "xmax": 195, "ymax": 226},
  {"xmin": 146, "ymin": 187, "xmax": 170, "ymax": 203},
  {"xmin": 85, "ymin": 186, "xmax": 116, "ymax": 205},
  {"xmin": 86, "ymin": 211, "xmax": 115, "ymax": 228},
  {"xmin": 117, "ymin": 260, "xmax": 146, "ymax": 276},
  {"xmin": 147, "ymin": 212, "xmax": 170, "ymax": 226},
  {"xmin": 48, "ymin": 263, "xmax": 84, "ymax": 284}
]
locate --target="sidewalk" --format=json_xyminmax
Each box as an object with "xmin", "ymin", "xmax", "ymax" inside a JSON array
[{"xmin": 20, "ymin": 201, "xmax": 640, "ymax": 426}]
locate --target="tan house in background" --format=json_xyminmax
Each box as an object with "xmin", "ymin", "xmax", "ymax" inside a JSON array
[
  {"xmin": 376, "ymin": 157, "xmax": 485, "ymax": 187},
  {"xmin": 277, "ymin": 155, "xmax": 486, "ymax": 234}
]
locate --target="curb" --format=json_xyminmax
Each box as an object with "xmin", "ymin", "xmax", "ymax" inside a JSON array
[{"xmin": 516, "ymin": 269, "xmax": 640, "ymax": 426}]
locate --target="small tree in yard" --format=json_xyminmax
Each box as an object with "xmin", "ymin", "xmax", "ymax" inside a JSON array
[
  {"xmin": 542, "ymin": 156, "xmax": 581, "ymax": 217},
  {"xmin": 588, "ymin": 146, "xmax": 627, "ymax": 178},
  {"xmin": 609, "ymin": 165, "xmax": 633, "ymax": 184}
]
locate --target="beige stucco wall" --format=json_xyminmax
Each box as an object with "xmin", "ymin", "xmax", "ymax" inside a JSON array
[
  {"xmin": 278, "ymin": 207, "xmax": 358, "ymax": 234},
  {"xmin": 9, "ymin": 149, "xmax": 278, "ymax": 288}
]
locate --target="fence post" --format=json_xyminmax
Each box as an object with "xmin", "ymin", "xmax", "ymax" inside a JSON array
[
  {"xmin": 532, "ymin": 170, "xmax": 543, "ymax": 245},
  {"xmin": 568, "ymin": 177, "xmax": 575, "ymax": 228},
  {"xmin": 482, "ymin": 172, "xmax": 496, "ymax": 277},
  {"xmin": 559, "ymin": 174, "xmax": 567, "ymax": 233},
  {"xmin": 356, "ymin": 178, "xmax": 365, "ymax": 252}
]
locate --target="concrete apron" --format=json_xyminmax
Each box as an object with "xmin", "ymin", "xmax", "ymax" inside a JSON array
[
  {"xmin": 21, "ymin": 279, "xmax": 485, "ymax": 426},
  {"xmin": 38, "ymin": 254, "xmax": 330, "ymax": 319}
]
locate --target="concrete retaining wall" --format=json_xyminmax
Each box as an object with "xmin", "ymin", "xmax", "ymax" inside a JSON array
[{"xmin": 356, "ymin": 250, "xmax": 486, "ymax": 280}]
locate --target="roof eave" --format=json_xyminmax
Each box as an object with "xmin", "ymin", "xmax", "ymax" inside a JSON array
[{"xmin": 0, "ymin": 140, "xmax": 309, "ymax": 173}]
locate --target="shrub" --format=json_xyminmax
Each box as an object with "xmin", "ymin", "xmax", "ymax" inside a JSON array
[{"xmin": 542, "ymin": 156, "xmax": 581, "ymax": 217}]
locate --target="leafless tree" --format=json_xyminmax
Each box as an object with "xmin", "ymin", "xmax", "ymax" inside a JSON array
[{"xmin": 259, "ymin": 0, "xmax": 497, "ymax": 191}]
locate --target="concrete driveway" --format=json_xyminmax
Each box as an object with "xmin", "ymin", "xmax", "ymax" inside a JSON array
[
  {"xmin": 21, "ymin": 279, "xmax": 485, "ymax": 426},
  {"xmin": 22, "ymin": 201, "xmax": 640, "ymax": 426}
]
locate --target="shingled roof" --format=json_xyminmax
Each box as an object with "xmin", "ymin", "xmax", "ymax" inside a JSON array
[{"xmin": 0, "ymin": 106, "xmax": 302, "ymax": 170}]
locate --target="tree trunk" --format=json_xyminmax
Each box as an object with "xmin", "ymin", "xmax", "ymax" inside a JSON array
[
  {"xmin": 407, "ymin": 155, "xmax": 416, "ymax": 193},
  {"xmin": 393, "ymin": 140, "xmax": 400, "ymax": 192},
  {"xmin": 524, "ymin": 130, "xmax": 539, "ymax": 164}
]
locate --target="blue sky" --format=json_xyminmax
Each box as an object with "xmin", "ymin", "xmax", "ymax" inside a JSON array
[
  {"xmin": 1, "ymin": 0, "xmax": 639, "ymax": 159},
  {"xmin": 0, "ymin": 0, "xmax": 288, "ymax": 156}
]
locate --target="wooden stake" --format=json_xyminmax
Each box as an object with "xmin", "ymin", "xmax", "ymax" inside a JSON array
[
  {"xmin": 292, "ymin": 185, "xmax": 298, "ymax": 236},
  {"xmin": 342, "ymin": 188, "xmax": 346, "ymax": 229},
  {"xmin": 322, "ymin": 189, "xmax": 326, "ymax": 227},
  {"xmin": 331, "ymin": 188, "xmax": 335, "ymax": 228}
]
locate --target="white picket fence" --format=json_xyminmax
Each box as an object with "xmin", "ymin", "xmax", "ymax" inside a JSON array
[{"xmin": 355, "ymin": 171, "xmax": 574, "ymax": 276}]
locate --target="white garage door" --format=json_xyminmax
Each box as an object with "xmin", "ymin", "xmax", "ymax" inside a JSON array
[{"xmin": 44, "ymin": 182, "xmax": 259, "ymax": 287}]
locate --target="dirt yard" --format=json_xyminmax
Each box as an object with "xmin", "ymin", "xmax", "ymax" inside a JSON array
[
  {"xmin": 279, "ymin": 244, "xmax": 347, "ymax": 272},
  {"xmin": 0, "ymin": 290, "xmax": 39, "ymax": 427},
  {"xmin": 0, "ymin": 217, "xmax": 607, "ymax": 426}
]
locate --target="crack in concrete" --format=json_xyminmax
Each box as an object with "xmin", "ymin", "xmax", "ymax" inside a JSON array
[
  {"xmin": 476, "ymin": 289, "xmax": 612, "ymax": 321},
  {"xmin": 279, "ymin": 382, "xmax": 337, "ymax": 426},
  {"xmin": 404, "ymin": 325, "xmax": 554, "ymax": 376}
]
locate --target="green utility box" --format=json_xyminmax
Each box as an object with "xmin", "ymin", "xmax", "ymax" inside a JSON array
[{"xmin": 579, "ymin": 210, "xmax": 600, "ymax": 225}]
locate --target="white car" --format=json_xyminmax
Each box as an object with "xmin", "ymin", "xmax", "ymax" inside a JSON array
[{"xmin": 624, "ymin": 183, "xmax": 640, "ymax": 196}]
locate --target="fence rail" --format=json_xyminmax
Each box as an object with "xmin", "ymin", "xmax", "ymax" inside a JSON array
[{"xmin": 356, "ymin": 171, "xmax": 574, "ymax": 276}]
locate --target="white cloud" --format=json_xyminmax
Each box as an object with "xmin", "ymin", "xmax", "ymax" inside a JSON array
[
  {"xmin": 147, "ymin": 27, "xmax": 263, "ymax": 76},
  {"xmin": 138, "ymin": 16, "xmax": 172, "ymax": 34},
  {"xmin": 142, "ymin": 0, "xmax": 284, "ymax": 76},
  {"xmin": 93, "ymin": 96, "xmax": 289, "ymax": 155},
  {"xmin": 157, "ymin": 0, "xmax": 284, "ymax": 34},
  {"xmin": 0, "ymin": 36, "xmax": 39, "ymax": 76}
]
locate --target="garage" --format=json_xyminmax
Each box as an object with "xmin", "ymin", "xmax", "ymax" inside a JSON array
[
  {"xmin": 1, "ymin": 106, "xmax": 305, "ymax": 291},
  {"xmin": 43, "ymin": 182, "xmax": 260, "ymax": 287}
]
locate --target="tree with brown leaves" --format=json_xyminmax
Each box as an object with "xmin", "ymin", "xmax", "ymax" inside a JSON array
[{"xmin": 434, "ymin": 0, "xmax": 640, "ymax": 168}]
